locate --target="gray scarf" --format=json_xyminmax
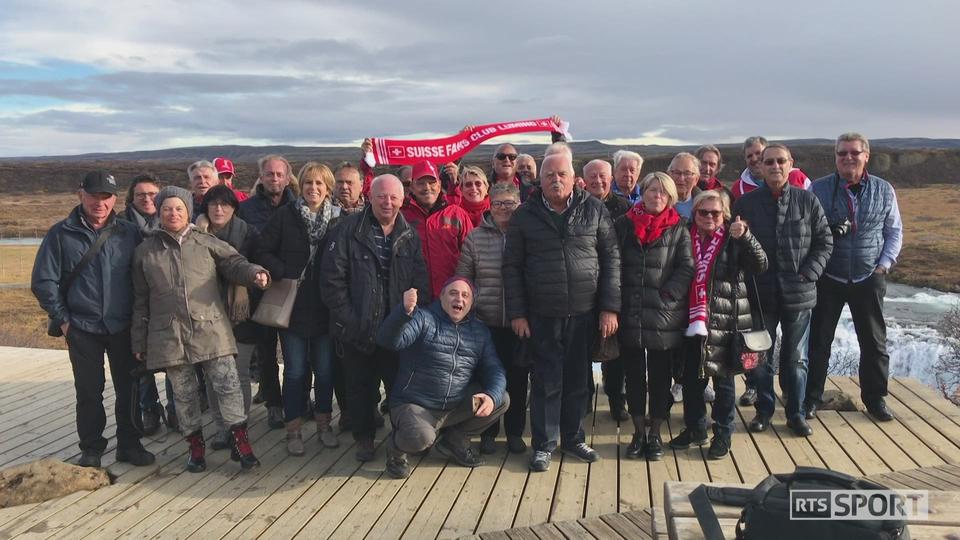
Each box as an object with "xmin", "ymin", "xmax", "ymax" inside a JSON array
[{"xmin": 296, "ymin": 197, "xmax": 333, "ymax": 245}]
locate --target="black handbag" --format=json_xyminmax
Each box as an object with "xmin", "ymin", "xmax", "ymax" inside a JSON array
[
  {"xmin": 704, "ymin": 276, "xmax": 771, "ymax": 377},
  {"xmin": 47, "ymin": 227, "xmax": 115, "ymax": 337}
]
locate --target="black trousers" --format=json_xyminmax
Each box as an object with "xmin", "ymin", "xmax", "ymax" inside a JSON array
[
  {"xmin": 65, "ymin": 327, "xmax": 141, "ymax": 454},
  {"xmin": 483, "ymin": 327, "xmax": 530, "ymax": 439},
  {"xmin": 679, "ymin": 338, "xmax": 736, "ymax": 439},
  {"xmin": 807, "ymin": 272, "xmax": 890, "ymax": 406},
  {"xmin": 623, "ymin": 347, "xmax": 675, "ymax": 420},
  {"xmin": 529, "ymin": 312, "xmax": 593, "ymax": 452},
  {"xmin": 255, "ymin": 325, "xmax": 282, "ymax": 408},
  {"xmin": 341, "ymin": 343, "xmax": 398, "ymax": 441}
]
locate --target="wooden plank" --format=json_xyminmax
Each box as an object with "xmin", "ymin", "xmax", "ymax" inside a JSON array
[
  {"xmin": 727, "ymin": 396, "xmax": 768, "ymax": 485},
  {"xmin": 801, "ymin": 410, "xmax": 864, "ymax": 476},
  {"xmin": 505, "ymin": 527, "xmax": 540, "ymax": 540},
  {"xmin": 550, "ymin": 519, "xmax": 593, "ymax": 539},
  {"xmin": 576, "ymin": 516, "xmax": 622, "ymax": 539},
  {"xmin": 474, "ymin": 450, "xmax": 529, "ymax": 533},
  {"xmin": 478, "ymin": 531, "xmax": 512, "ymax": 540},
  {"xmin": 550, "ymin": 445, "xmax": 588, "ymax": 521},
  {"xmin": 438, "ymin": 450, "xmax": 510, "ymax": 539},
  {"xmin": 366, "ymin": 457, "xmax": 447, "ymax": 539},
  {"xmin": 528, "ymin": 522, "xmax": 567, "ymax": 540},
  {"xmin": 599, "ymin": 512, "xmax": 651, "ymax": 539},
  {"xmin": 894, "ymin": 377, "xmax": 960, "ymax": 428},
  {"xmin": 898, "ymin": 468, "xmax": 959, "ymax": 492},
  {"xmin": 618, "ymin": 442, "xmax": 652, "ymax": 513},
  {"xmin": 401, "ymin": 461, "xmax": 472, "ymax": 539},
  {"xmin": 511, "ymin": 451, "xmax": 560, "ymax": 528},
  {"xmin": 584, "ymin": 395, "xmax": 618, "ymax": 518},
  {"xmin": 622, "ymin": 509, "xmax": 656, "ymax": 536},
  {"xmin": 886, "ymin": 378, "xmax": 960, "ymax": 455}
]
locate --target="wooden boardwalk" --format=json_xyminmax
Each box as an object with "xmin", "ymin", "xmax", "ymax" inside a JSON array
[{"xmin": 0, "ymin": 345, "xmax": 959, "ymax": 539}]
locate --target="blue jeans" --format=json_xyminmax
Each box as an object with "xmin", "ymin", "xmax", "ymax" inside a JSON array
[
  {"xmin": 139, "ymin": 373, "xmax": 175, "ymax": 415},
  {"xmin": 754, "ymin": 308, "xmax": 811, "ymax": 421},
  {"xmin": 280, "ymin": 331, "xmax": 334, "ymax": 422}
]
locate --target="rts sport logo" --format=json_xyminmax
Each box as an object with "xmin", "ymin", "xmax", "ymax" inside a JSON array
[{"xmin": 790, "ymin": 490, "xmax": 928, "ymax": 520}]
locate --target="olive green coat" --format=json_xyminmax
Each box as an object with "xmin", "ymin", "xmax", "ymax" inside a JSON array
[{"xmin": 131, "ymin": 227, "xmax": 266, "ymax": 370}]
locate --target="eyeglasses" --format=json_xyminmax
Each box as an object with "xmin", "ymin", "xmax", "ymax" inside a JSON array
[
  {"xmin": 134, "ymin": 192, "xmax": 159, "ymax": 199},
  {"xmin": 696, "ymin": 209, "xmax": 723, "ymax": 218},
  {"xmin": 495, "ymin": 153, "xmax": 518, "ymax": 161},
  {"xmin": 836, "ymin": 150, "xmax": 865, "ymax": 157},
  {"xmin": 462, "ymin": 181, "xmax": 485, "ymax": 189},
  {"xmin": 491, "ymin": 200, "xmax": 519, "ymax": 209},
  {"xmin": 763, "ymin": 158, "xmax": 790, "ymax": 166},
  {"xmin": 668, "ymin": 169, "xmax": 698, "ymax": 178}
]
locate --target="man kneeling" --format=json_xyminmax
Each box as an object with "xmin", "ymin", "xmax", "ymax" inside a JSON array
[{"xmin": 376, "ymin": 277, "xmax": 510, "ymax": 479}]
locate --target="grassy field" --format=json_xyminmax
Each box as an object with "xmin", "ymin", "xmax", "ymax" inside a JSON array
[{"xmin": 0, "ymin": 185, "xmax": 956, "ymax": 349}]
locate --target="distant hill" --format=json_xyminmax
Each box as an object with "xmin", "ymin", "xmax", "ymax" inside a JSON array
[{"xmin": 2, "ymin": 138, "xmax": 960, "ymax": 193}]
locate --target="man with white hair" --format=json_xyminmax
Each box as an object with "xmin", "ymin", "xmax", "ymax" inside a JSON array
[
  {"xmin": 188, "ymin": 160, "xmax": 219, "ymax": 207},
  {"xmin": 516, "ymin": 154, "xmax": 538, "ymax": 186},
  {"xmin": 612, "ymin": 150, "xmax": 644, "ymax": 204},
  {"xmin": 503, "ymin": 153, "xmax": 621, "ymax": 472},
  {"xmin": 321, "ymin": 174, "xmax": 431, "ymax": 462}
]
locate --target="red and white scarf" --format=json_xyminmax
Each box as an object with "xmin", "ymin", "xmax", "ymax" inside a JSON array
[
  {"xmin": 686, "ymin": 226, "xmax": 726, "ymax": 336},
  {"xmin": 363, "ymin": 118, "xmax": 570, "ymax": 167}
]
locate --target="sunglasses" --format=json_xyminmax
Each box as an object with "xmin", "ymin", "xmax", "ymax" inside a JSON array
[
  {"xmin": 836, "ymin": 150, "xmax": 865, "ymax": 157},
  {"xmin": 491, "ymin": 200, "xmax": 519, "ymax": 209},
  {"xmin": 462, "ymin": 181, "xmax": 485, "ymax": 188},
  {"xmin": 495, "ymin": 153, "xmax": 518, "ymax": 161},
  {"xmin": 696, "ymin": 209, "xmax": 723, "ymax": 218},
  {"xmin": 763, "ymin": 157, "xmax": 790, "ymax": 166}
]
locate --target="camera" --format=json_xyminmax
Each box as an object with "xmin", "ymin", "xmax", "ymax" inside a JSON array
[{"xmin": 830, "ymin": 218, "xmax": 851, "ymax": 237}]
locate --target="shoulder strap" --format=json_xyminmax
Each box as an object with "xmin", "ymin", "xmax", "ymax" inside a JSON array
[
  {"xmin": 297, "ymin": 244, "xmax": 319, "ymax": 285},
  {"xmin": 689, "ymin": 484, "xmax": 727, "ymax": 540},
  {"xmin": 61, "ymin": 226, "xmax": 115, "ymax": 295}
]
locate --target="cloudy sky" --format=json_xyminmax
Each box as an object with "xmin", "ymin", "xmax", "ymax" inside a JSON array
[{"xmin": 0, "ymin": 0, "xmax": 956, "ymax": 157}]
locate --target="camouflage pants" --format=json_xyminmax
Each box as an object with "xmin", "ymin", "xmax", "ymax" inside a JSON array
[
  {"xmin": 167, "ymin": 356, "xmax": 245, "ymax": 435},
  {"xmin": 205, "ymin": 343, "xmax": 254, "ymax": 431}
]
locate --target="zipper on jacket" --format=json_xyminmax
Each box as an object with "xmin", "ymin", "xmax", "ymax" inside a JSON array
[{"xmin": 443, "ymin": 325, "xmax": 462, "ymax": 409}]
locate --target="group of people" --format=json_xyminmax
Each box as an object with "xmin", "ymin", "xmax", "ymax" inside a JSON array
[{"xmin": 31, "ymin": 128, "xmax": 902, "ymax": 477}]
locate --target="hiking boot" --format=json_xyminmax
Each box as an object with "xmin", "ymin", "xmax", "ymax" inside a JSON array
[
  {"xmin": 669, "ymin": 427, "xmax": 709, "ymax": 450},
  {"xmin": 479, "ymin": 435, "xmax": 497, "ymax": 455},
  {"xmin": 707, "ymin": 436, "xmax": 730, "ymax": 460},
  {"xmin": 185, "ymin": 431, "xmax": 206, "ymax": 473},
  {"xmin": 739, "ymin": 388, "xmax": 757, "ymax": 406},
  {"xmin": 356, "ymin": 438, "xmax": 376, "ymax": 462},
  {"xmin": 210, "ymin": 430, "xmax": 231, "ymax": 451},
  {"xmin": 645, "ymin": 434, "xmax": 664, "ymax": 461},
  {"xmin": 116, "ymin": 445, "xmax": 156, "ymax": 466},
  {"xmin": 230, "ymin": 423, "xmax": 260, "ymax": 469},
  {"xmin": 141, "ymin": 404, "xmax": 162, "ymax": 436},
  {"xmin": 315, "ymin": 413, "xmax": 339, "ymax": 448},
  {"xmin": 78, "ymin": 451, "xmax": 102, "ymax": 468},
  {"xmin": 625, "ymin": 433, "xmax": 645, "ymax": 460},
  {"xmin": 267, "ymin": 406, "xmax": 284, "ymax": 429},
  {"xmin": 385, "ymin": 440, "xmax": 410, "ymax": 479},
  {"xmin": 529, "ymin": 450, "xmax": 551, "ymax": 472},
  {"xmin": 286, "ymin": 420, "xmax": 305, "ymax": 456},
  {"xmin": 435, "ymin": 438, "xmax": 483, "ymax": 467},
  {"xmin": 507, "ymin": 435, "xmax": 527, "ymax": 454}
]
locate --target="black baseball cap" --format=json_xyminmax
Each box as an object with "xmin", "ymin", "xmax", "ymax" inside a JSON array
[{"xmin": 80, "ymin": 170, "xmax": 118, "ymax": 195}]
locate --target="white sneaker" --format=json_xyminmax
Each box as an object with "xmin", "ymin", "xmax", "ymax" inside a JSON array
[
  {"xmin": 703, "ymin": 384, "xmax": 716, "ymax": 403},
  {"xmin": 671, "ymin": 383, "xmax": 683, "ymax": 403}
]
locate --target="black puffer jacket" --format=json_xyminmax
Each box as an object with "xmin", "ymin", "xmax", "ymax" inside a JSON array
[
  {"xmin": 692, "ymin": 227, "xmax": 769, "ymax": 376},
  {"xmin": 377, "ymin": 301, "xmax": 507, "ymax": 411},
  {"xmin": 238, "ymin": 184, "xmax": 296, "ymax": 232},
  {"xmin": 319, "ymin": 207, "xmax": 431, "ymax": 353},
  {"xmin": 732, "ymin": 184, "xmax": 833, "ymax": 312},
  {"xmin": 615, "ymin": 218, "xmax": 694, "ymax": 350},
  {"xmin": 602, "ymin": 193, "xmax": 631, "ymax": 220},
  {"xmin": 256, "ymin": 201, "xmax": 340, "ymax": 338},
  {"xmin": 503, "ymin": 188, "xmax": 621, "ymax": 319}
]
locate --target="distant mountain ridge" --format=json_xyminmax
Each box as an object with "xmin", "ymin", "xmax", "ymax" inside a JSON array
[{"xmin": 3, "ymin": 137, "xmax": 960, "ymax": 162}]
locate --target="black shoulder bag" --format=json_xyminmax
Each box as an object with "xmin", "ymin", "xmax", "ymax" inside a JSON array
[
  {"xmin": 704, "ymin": 275, "xmax": 771, "ymax": 377},
  {"xmin": 47, "ymin": 227, "xmax": 115, "ymax": 337}
]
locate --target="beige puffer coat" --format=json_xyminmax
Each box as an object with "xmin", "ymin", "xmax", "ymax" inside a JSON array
[
  {"xmin": 455, "ymin": 213, "xmax": 509, "ymax": 328},
  {"xmin": 131, "ymin": 227, "xmax": 266, "ymax": 370}
]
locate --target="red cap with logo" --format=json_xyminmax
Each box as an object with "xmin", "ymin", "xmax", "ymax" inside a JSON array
[
  {"xmin": 213, "ymin": 157, "xmax": 235, "ymax": 176},
  {"xmin": 411, "ymin": 161, "xmax": 438, "ymax": 181}
]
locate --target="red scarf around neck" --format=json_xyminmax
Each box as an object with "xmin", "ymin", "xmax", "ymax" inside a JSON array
[
  {"xmin": 460, "ymin": 196, "xmax": 491, "ymax": 226},
  {"xmin": 625, "ymin": 203, "xmax": 680, "ymax": 245},
  {"xmin": 686, "ymin": 226, "xmax": 726, "ymax": 336}
]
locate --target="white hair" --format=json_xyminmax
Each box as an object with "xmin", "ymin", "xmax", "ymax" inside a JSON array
[
  {"xmin": 543, "ymin": 141, "xmax": 573, "ymax": 160},
  {"xmin": 583, "ymin": 159, "xmax": 611, "ymax": 176},
  {"xmin": 371, "ymin": 174, "xmax": 403, "ymax": 194},
  {"xmin": 613, "ymin": 150, "xmax": 643, "ymax": 170}
]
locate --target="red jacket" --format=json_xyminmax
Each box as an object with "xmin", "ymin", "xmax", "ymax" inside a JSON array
[
  {"xmin": 401, "ymin": 197, "xmax": 475, "ymax": 298},
  {"xmin": 731, "ymin": 168, "xmax": 811, "ymax": 199}
]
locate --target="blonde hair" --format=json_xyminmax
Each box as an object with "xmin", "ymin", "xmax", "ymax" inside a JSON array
[
  {"xmin": 297, "ymin": 161, "xmax": 335, "ymax": 201},
  {"xmin": 640, "ymin": 172, "xmax": 678, "ymax": 207},
  {"xmin": 460, "ymin": 165, "xmax": 489, "ymax": 188},
  {"xmin": 692, "ymin": 189, "xmax": 732, "ymax": 220}
]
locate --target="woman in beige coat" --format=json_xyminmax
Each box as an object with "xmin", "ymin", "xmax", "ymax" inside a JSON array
[{"xmin": 132, "ymin": 186, "xmax": 270, "ymax": 473}]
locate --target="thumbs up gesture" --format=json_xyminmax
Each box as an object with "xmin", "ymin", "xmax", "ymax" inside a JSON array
[
  {"xmin": 403, "ymin": 288, "xmax": 418, "ymax": 315},
  {"xmin": 730, "ymin": 216, "xmax": 747, "ymax": 239}
]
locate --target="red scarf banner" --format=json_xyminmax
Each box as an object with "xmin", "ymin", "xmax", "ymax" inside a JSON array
[
  {"xmin": 363, "ymin": 118, "xmax": 570, "ymax": 167},
  {"xmin": 686, "ymin": 225, "xmax": 726, "ymax": 337}
]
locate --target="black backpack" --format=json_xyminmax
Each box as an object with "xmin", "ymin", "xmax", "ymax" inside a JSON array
[{"xmin": 689, "ymin": 466, "xmax": 910, "ymax": 539}]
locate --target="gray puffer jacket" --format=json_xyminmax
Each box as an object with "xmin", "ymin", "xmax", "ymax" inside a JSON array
[
  {"xmin": 454, "ymin": 213, "xmax": 509, "ymax": 327},
  {"xmin": 732, "ymin": 183, "xmax": 833, "ymax": 312}
]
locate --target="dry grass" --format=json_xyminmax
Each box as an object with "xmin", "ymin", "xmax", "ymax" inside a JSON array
[
  {"xmin": 0, "ymin": 246, "xmax": 39, "ymax": 284},
  {"xmin": 892, "ymin": 184, "xmax": 960, "ymax": 292},
  {"xmin": 0, "ymin": 289, "xmax": 66, "ymax": 350},
  {"xmin": 0, "ymin": 192, "xmax": 88, "ymax": 237}
]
